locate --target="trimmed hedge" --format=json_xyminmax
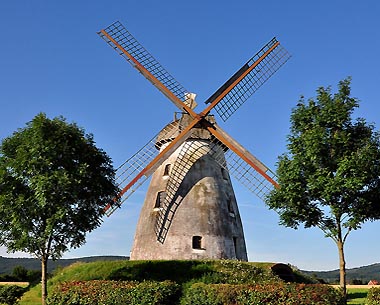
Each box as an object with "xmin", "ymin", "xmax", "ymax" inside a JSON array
[
  {"xmin": 181, "ymin": 283, "xmax": 345, "ymax": 305},
  {"xmin": 368, "ymin": 287, "xmax": 380, "ymax": 305},
  {"xmin": 0, "ymin": 285, "xmax": 26, "ymax": 305},
  {"xmin": 47, "ymin": 280, "xmax": 345, "ymax": 305},
  {"xmin": 46, "ymin": 280, "xmax": 180, "ymax": 305}
]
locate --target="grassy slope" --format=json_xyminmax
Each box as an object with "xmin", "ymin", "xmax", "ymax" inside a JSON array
[
  {"xmin": 18, "ymin": 284, "xmax": 41, "ymax": 305},
  {"xmin": 18, "ymin": 260, "xmax": 373, "ymax": 305},
  {"xmin": 3, "ymin": 256, "xmax": 378, "ymax": 283},
  {"xmin": 20, "ymin": 260, "xmax": 280, "ymax": 305}
]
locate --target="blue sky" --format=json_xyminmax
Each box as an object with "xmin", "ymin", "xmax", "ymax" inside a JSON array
[{"xmin": 1, "ymin": 1, "xmax": 380, "ymax": 271}]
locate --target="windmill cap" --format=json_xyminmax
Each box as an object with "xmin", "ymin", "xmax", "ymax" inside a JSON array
[{"xmin": 155, "ymin": 113, "xmax": 217, "ymax": 149}]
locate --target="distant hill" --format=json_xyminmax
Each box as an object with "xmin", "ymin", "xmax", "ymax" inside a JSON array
[
  {"xmin": 0, "ymin": 256, "xmax": 128, "ymax": 275},
  {"xmin": 302, "ymin": 263, "xmax": 380, "ymax": 284}
]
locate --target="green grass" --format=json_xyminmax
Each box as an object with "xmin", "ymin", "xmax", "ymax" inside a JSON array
[
  {"xmin": 18, "ymin": 260, "xmax": 341, "ymax": 305},
  {"xmin": 19, "ymin": 260, "xmax": 280, "ymax": 305},
  {"xmin": 347, "ymin": 288, "xmax": 369, "ymax": 305},
  {"xmin": 48, "ymin": 260, "xmax": 280, "ymax": 286},
  {"xmin": 18, "ymin": 284, "xmax": 41, "ymax": 305}
]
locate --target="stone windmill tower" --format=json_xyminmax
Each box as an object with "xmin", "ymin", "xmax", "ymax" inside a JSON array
[
  {"xmin": 98, "ymin": 21, "xmax": 290, "ymax": 260},
  {"xmin": 132, "ymin": 113, "xmax": 247, "ymax": 260}
]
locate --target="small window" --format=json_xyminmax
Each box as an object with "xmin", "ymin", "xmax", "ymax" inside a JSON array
[
  {"xmin": 155, "ymin": 191, "xmax": 166, "ymax": 208},
  {"xmin": 227, "ymin": 198, "xmax": 234, "ymax": 214},
  {"xmin": 163, "ymin": 164, "xmax": 171, "ymax": 176},
  {"xmin": 233, "ymin": 237, "xmax": 238, "ymax": 256},
  {"xmin": 221, "ymin": 168, "xmax": 228, "ymax": 180},
  {"xmin": 192, "ymin": 236, "xmax": 202, "ymax": 249}
]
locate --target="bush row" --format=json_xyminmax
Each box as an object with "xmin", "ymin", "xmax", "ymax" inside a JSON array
[
  {"xmin": 47, "ymin": 280, "xmax": 344, "ymax": 305},
  {"xmin": 46, "ymin": 280, "xmax": 180, "ymax": 305},
  {"xmin": 0, "ymin": 285, "xmax": 26, "ymax": 305},
  {"xmin": 181, "ymin": 283, "xmax": 345, "ymax": 305},
  {"xmin": 368, "ymin": 287, "xmax": 380, "ymax": 305}
]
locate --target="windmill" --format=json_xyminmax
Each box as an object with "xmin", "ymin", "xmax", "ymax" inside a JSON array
[{"xmin": 98, "ymin": 21, "xmax": 290, "ymax": 260}]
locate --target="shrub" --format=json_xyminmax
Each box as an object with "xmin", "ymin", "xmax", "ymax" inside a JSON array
[
  {"xmin": 0, "ymin": 285, "xmax": 26, "ymax": 305},
  {"xmin": 0, "ymin": 275, "xmax": 13, "ymax": 282},
  {"xmin": 181, "ymin": 283, "xmax": 345, "ymax": 305},
  {"xmin": 368, "ymin": 287, "xmax": 380, "ymax": 305},
  {"xmin": 26, "ymin": 269, "xmax": 42, "ymax": 286},
  {"xmin": 12, "ymin": 266, "xmax": 28, "ymax": 282},
  {"xmin": 215, "ymin": 260, "xmax": 278, "ymax": 284},
  {"xmin": 46, "ymin": 280, "xmax": 180, "ymax": 305}
]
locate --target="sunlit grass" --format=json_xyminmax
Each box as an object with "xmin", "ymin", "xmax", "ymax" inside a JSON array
[
  {"xmin": 19, "ymin": 261, "xmax": 366, "ymax": 305},
  {"xmin": 18, "ymin": 260, "xmax": 279, "ymax": 304},
  {"xmin": 347, "ymin": 287, "xmax": 369, "ymax": 305},
  {"xmin": 17, "ymin": 284, "xmax": 40, "ymax": 305}
]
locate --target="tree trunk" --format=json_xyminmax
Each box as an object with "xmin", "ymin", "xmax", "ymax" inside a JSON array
[
  {"xmin": 337, "ymin": 238, "xmax": 347, "ymax": 303},
  {"xmin": 41, "ymin": 255, "xmax": 48, "ymax": 305}
]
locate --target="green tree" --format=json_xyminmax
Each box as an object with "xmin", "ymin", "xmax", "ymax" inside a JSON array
[
  {"xmin": 0, "ymin": 113, "xmax": 119, "ymax": 305},
  {"xmin": 266, "ymin": 78, "xmax": 380, "ymax": 301},
  {"xmin": 12, "ymin": 265, "xmax": 28, "ymax": 281}
]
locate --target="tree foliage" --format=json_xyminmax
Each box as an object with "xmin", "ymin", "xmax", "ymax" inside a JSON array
[
  {"xmin": 267, "ymin": 78, "xmax": 380, "ymax": 235},
  {"xmin": 0, "ymin": 113, "xmax": 119, "ymax": 303},
  {"xmin": 266, "ymin": 78, "xmax": 380, "ymax": 299}
]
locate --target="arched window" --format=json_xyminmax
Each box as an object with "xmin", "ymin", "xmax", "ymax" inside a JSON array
[
  {"xmin": 163, "ymin": 164, "xmax": 171, "ymax": 176},
  {"xmin": 233, "ymin": 237, "xmax": 238, "ymax": 256},
  {"xmin": 221, "ymin": 167, "xmax": 228, "ymax": 180},
  {"xmin": 155, "ymin": 191, "xmax": 166, "ymax": 208},
  {"xmin": 227, "ymin": 198, "xmax": 234, "ymax": 214},
  {"xmin": 192, "ymin": 236, "xmax": 202, "ymax": 249}
]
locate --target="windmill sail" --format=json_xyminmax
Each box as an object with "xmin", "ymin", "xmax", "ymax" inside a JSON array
[
  {"xmin": 209, "ymin": 124, "xmax": 278, "ymax": 195},
  {"xmin": 98, "ymin": 21, "xmax": 290, "ymax": 256},
  {"xmin": 98, "ymin": 21, "xmax": 196, "ymax": 114},
  {"xmin": 205, "ymin": 37, "xmax": 291, "ymax": 122},
  {"xmin": 155, "ymin": 118, "xmax": 277, "ymax": 243},
  {"xmin": 105, "ymin": 120, "xmax": 194, "ymax": 216},
  {"xmin": 154, "ymin": 116, "xmax": 222, "ymax": 242},
  {"xmin": 154, "ymin": 140, "xmax": 201, "ymax": 243}
]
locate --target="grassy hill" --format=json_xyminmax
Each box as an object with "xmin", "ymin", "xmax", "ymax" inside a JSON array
[
  {"xmin": 2, "ymin": 255, "xmax": 379, "ymax": 284},
  {"xmin": 19, "ymin": 260, "xmax": 287, "ymax": 305},
  {"xmin": 0, "ymin": 259, "xmax": 361, "ymax": 305}
]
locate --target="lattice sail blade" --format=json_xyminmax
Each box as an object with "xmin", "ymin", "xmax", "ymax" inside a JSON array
[
  {"xmin": 155, "ymin": 138, "xmax": 212, "ymax": 243},
  {"xmin": 105, "ymin": 120, "xmax": 193, "ymax": 216},
  {"xmin": 205, "ymin": 37, "xmax": 291, "ymax": 122},
  {"xmin": 98, "ymin": 21, "xmax": 194, "ymax": 113},
  {"xmin": 207, "ymin": 125, "xmax": 278, "ymax": 199},
  {"xmin": 154, "ymin": 119, "xmax": 278, "ymax": 242},
  {"xmin": 223, "ymin": 148, "xmax": 277, "ymax": 200}
]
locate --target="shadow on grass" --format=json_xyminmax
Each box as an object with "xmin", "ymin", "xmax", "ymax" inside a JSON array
[
  {"xmin": 108, "ymin": 260, "xmax": 216, "ymax": 284},
  {"xmin": 348, "ymin": 291, "xmax": 367, "ymax": 299},
  {"xmin": 348, "ymin": 291, "xmax": 368, "ymax": 305}
]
